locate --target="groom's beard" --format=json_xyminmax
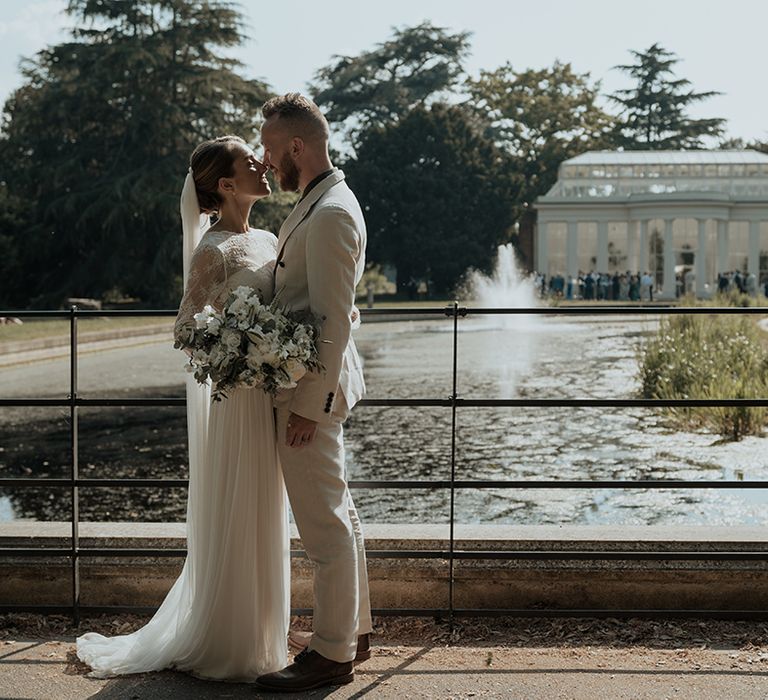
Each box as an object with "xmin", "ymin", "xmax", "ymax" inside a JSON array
[{"xmin": 278, "ymin": 154, "xmax": 300, "ymax": 192}]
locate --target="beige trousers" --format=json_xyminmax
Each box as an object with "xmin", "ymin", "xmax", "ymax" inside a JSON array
[{"xmin": 275, "ymin": 402, "xmax": 372, "ymax": 663}]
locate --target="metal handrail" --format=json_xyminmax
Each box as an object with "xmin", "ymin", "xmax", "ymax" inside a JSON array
[{"xmin": 1, "ymin": 302, "xmax": 768, "ymax": 625}]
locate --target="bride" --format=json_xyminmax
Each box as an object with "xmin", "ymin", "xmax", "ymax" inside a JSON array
[{"xmin": 76, "ymin": 135, "xmax": 290, "ymax": 680}]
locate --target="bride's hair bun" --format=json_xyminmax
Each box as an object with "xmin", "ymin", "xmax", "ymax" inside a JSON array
[{"xmin": 189, "ymin": 135, "xmax": 247, "ymax": 215}]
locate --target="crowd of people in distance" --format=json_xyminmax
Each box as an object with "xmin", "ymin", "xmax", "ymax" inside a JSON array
[
  {"xmin": 716, "ymin": 269, "xmax": 764, "ymax": 297},
  {"xmin": 535, "ymin": 271, "xmax": 656, "ymax": 301},
  {"xmin": 535, "ymin": 269, "xmax": 768, "ymax": 301}
]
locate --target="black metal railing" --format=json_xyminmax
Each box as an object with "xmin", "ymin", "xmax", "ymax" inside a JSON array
[{"xmin": 1, "ymin": 303, "xmax": 768, "ymax": 625}]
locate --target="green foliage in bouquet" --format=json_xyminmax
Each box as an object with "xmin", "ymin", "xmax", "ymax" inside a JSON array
[{"xmin": 174, "ymin": 286, "xmax": 323, "ymax": 401}]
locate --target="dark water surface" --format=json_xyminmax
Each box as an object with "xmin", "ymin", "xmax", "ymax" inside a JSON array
[{"xmin": 1, "ymin": 315, "xmax": 766, "ymax": 525}]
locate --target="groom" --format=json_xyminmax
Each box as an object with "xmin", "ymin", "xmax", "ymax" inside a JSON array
[{"xmin": 256, "ymin": 93, "xmax": 373, "ymax": 692}]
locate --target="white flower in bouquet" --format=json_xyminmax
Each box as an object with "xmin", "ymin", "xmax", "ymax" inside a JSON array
[
  {"xmin": 193, "ymin": 305, "xmax": 216, "ymax": 329},
  {"xmin": 246, "ymin": 342, "xmax": 265, "ymax": 370},
  {"xmin": 228, "ymin": 296, "xmax": 250, "ymax": 321},
  {"xmin": 237, "ymin": 369, "xmax": 256, "ymax": 386},
  {"xmin": 292, "ymin": 325, "xmax": 313, "ymax": 352},
  {"xmin": 220, "ymin": 328, "xmax": 242, "ymax": 352},
  {"xmin": 193, "ymin": 305, "xmax": 223, "ymax": 336},
  {"xmin": 281, "ymin": 339, "xmax": 299, "ymax": 358},
  {"xmin": 263, "ymin": 330, "xmax": 285, "ymax": 365},
  {"xmin": 192, "ymin": 349, "xmax": 209, "ymax": 365}
]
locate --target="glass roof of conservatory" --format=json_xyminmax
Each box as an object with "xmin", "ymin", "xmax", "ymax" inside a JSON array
[{"xmin": 543, "ymin": 150, "xmax": 768, "ymax": 199}]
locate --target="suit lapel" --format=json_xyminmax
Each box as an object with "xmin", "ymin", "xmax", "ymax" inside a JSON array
[{"xmin": 277, "ymin": 170, "xmax": 346, "ymax": 254}]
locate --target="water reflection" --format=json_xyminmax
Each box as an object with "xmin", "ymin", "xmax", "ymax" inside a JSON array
[
  {"xmin": 347, "ymin": 314, "xmax": 768, "ymax": 526},
  {"xmin": 1, "ymin": 313, "xmax": 766, "ymax": 526}
]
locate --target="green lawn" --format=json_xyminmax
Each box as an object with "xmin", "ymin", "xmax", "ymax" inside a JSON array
[
  {"xmin": 0, "ymin": 316, "xmax": 172, "ymax": 343},
  {"xmin": 359, "ymin": 298, "xmax": 453, "ymax": 309},
  {"xmin": 0, "ymin": 302, "xmax": 452, "ymax": 343}
]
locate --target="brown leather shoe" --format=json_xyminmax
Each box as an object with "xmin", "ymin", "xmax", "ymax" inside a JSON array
[
  {"xmin": 256, "ymin": 649, "xmax": 353, "ymax": 692},
  {"xmin": 355, "ymin": 633, "xmax": 371, "ymax": 664}
]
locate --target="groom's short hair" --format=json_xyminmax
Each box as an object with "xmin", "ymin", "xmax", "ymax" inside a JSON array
[{"xmin": 261, "ymin": 93, "xmax": 329, "ymax": 143}]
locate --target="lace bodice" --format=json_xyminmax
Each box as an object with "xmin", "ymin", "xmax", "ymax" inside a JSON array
[{"xmin": 174, "ymin": 228, "xmax": 277, "ymax": 341}]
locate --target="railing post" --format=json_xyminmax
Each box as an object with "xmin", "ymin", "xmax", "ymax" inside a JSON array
[
  {"xmin": 69, "ymin": 306, "xmax": 80, "ymax": 626},
  {"xmin": 448, "ymin": 300, "xmax": 460, "ymax": 631}
]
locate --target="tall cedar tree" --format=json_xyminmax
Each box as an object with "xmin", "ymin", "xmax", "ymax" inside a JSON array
[
  {"xmin": 610, "ymin": 43, "xmax": 726, "ymax": 149},
  {"xmin": 345, "ymin": 104, "xmax": 519, "ymax": 295},
  {"xmin": 0, "ymin": 0, "xmax": 278, "ymax": 308},
  {"xmin": 311, "ymin": 22, "xmax": 471, "ymax": 148}
]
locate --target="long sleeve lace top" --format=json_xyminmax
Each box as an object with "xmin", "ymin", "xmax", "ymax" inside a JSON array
[{"xmin": 174, "ymin": 228, "xmax": 278, "ymax": 343}]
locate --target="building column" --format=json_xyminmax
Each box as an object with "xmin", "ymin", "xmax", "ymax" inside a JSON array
[
  {"xmin": 626, "ymin": 221, "xmax": 638, "ymax": 273},
  {"xmin": 536, "ymin": 221, "xmax": 549, "ymax": 276},
  {"xmin": 662, "ymin": 218, "xmax": 676, "ymax": 299},
  {"xmin": 597, "ymin": 221, "xmax": 609, "ymax": 272},
  {"xmin": 696, "ymin": 219, "xmax": 707, "ymax": 298},
  {"xmin": 566, "ymin": 220, "xmax": 578, "ymax": 279},
  {"xmin": 749, "ymin": 220, "xmax": 760, "ymax": 279},
  {"xmin": 638, "ymin": 220, "xmax": 649, "ymax": 273},
  {"xmin": 717, "ymin": 220, "xmax": 728, "ymax": 274}
]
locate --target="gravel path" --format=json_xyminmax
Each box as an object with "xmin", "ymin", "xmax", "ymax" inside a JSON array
[{"xmin": 1, "ymin": 614, "xmax": 767, "ymax": 699}]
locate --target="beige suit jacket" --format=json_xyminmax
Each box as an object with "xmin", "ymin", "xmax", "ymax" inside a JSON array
[{"xmin": 273, "ymin": 169, "xmax": 366, "ymax": 424}]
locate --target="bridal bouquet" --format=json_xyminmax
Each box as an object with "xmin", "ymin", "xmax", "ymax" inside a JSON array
[{"xmin": 174, "ymin": 285, "xmax": 323, "ymax": 401}]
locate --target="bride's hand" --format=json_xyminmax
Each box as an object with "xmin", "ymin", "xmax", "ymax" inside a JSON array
[{"xmin": 350, "ymin": 305, "xmax": 361, "ymax": 329}]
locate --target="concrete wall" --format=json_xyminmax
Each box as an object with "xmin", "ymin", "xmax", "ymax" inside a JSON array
[{"xmin": 2, "ymin": 523, "xmax": 768, "ymax": 613}]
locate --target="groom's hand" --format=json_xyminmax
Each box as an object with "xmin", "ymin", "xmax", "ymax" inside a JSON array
[{"xmin": 286, "ymin": 412, "xmax": 318, "ymax": 448}]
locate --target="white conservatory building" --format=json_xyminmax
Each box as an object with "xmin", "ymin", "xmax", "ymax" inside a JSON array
[{"xmin": 534, "ymin": 150, "xmax": 768, "ymax": 298}]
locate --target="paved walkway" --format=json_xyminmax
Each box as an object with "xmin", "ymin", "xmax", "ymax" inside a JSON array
[
  {"xmin": 3, "ymin": 638, "xmax": 768, "ymax": 699},
  {"xmin": 1, "ymin": 616, "xmax": 767, "ymax": 699}
]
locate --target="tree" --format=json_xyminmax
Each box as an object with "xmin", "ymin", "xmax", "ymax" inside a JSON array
[
  {"xmin": 344, "ymin": 104, "xmax": 519, "ymax": 295},
  {"xmin": 0, "ymin": 184, "xmax": 24, "ymax": 308},
  {"xmin": 310, "ymin": 22, "xmax": 471, "ymax": 146},
  {"xmin": 251, "ymin": 189, "xmax": 298, "ymax": 237},
  {"xmin": 467, "ymin": 61, "xmax": 615, "ymax": 220},
  {"xmin": 0, "ymin": 0, "xmax": 272, "ymax": 307},
  {"xmin": 719, "ymin": 137, "xmax": 747, "ymax": 149},
  {"xmin": 609, "ymin": 43, "xmax": 726, "ymax": 149}
]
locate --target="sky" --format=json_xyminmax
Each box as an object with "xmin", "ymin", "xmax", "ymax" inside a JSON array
[{"xmin": 0, "ymin": 0, "xmax": 766, "ymax": 144}]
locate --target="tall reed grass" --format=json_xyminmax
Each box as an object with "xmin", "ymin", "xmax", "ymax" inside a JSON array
[{"xmin": 638, "ymin": 295, "xmax": 768, "ymax": 440}]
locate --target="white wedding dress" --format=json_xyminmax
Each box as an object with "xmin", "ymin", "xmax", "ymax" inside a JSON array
[{"xmin": 76, "ymin": 228, "xmax": 290, "ymax": 681}]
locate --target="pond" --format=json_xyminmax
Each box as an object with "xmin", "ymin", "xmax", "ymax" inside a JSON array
[
  {"xmin": 1, "ymin": 309, "xmax": 766, "ymax": 526},
  {"xmin": 348, "ymin": 313, "xmax": 768, "ymax": 526}
]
